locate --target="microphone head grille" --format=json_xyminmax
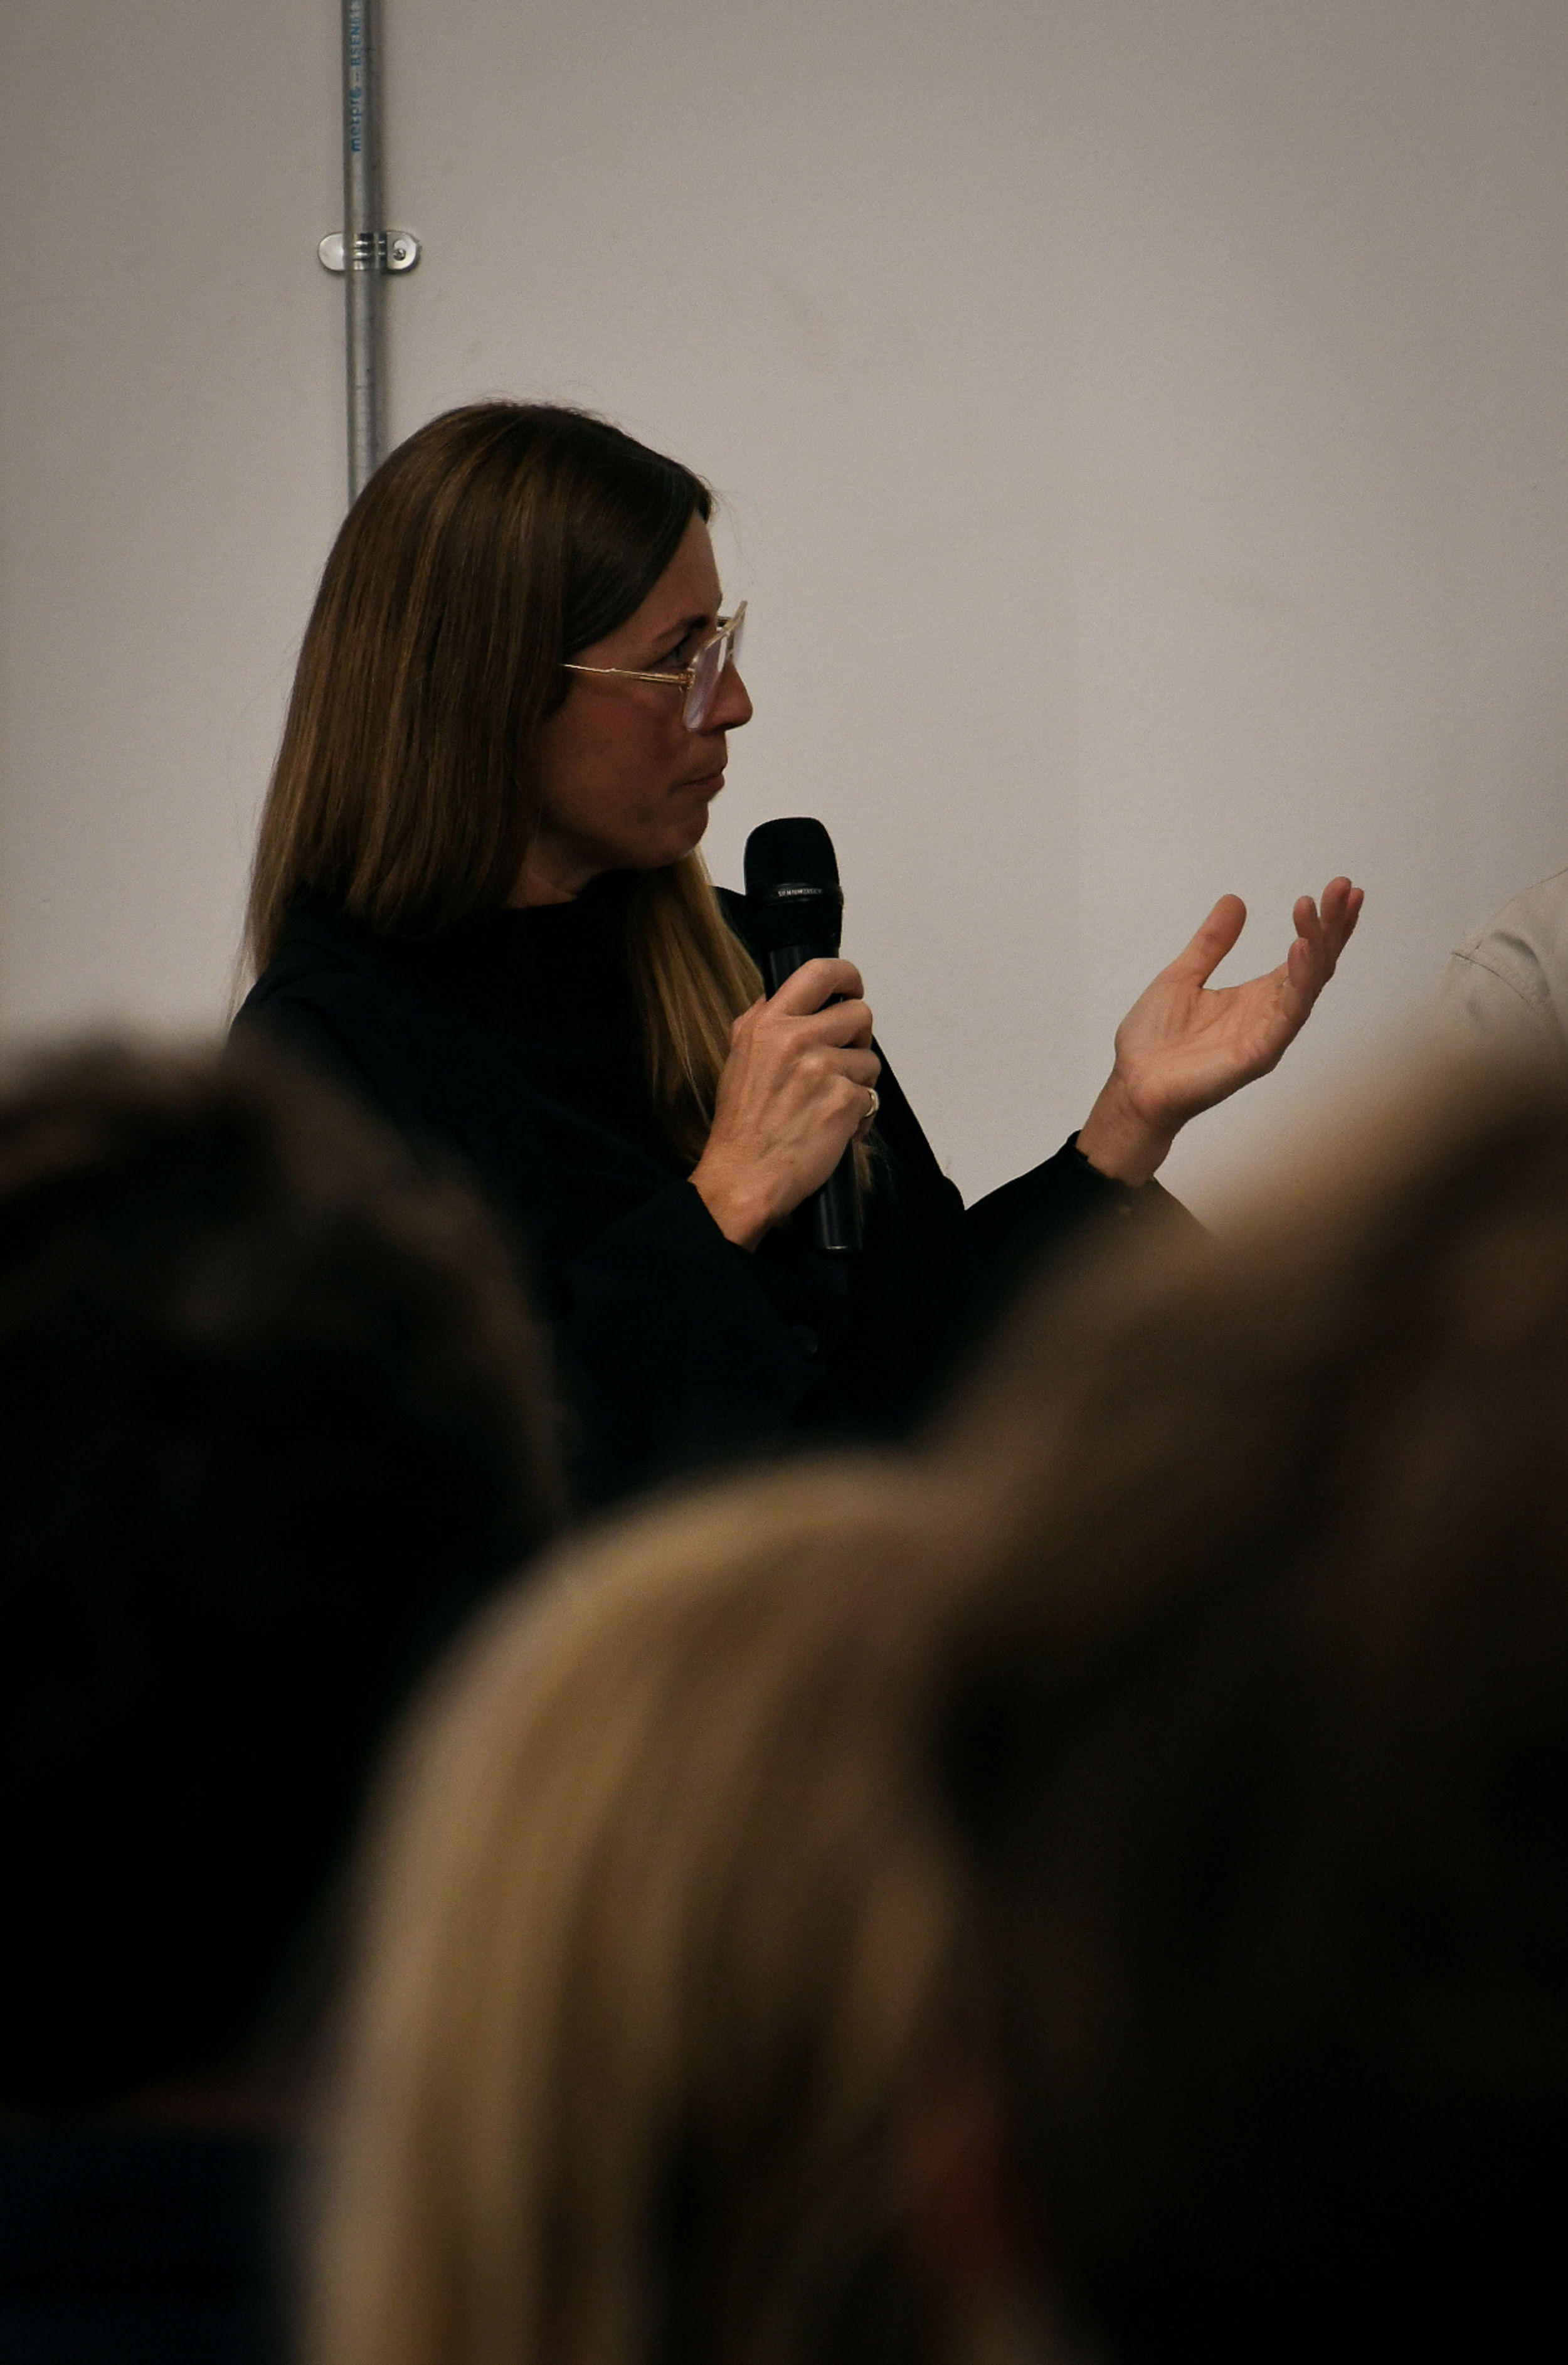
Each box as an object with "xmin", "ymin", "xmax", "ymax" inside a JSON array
[
  {"xmin": 743, "ymin": 817, "xmax": 840, "ymax": 900},
  {"xmin": 743, "ymin": 818, "xmax": 844, "ymax": 957}
]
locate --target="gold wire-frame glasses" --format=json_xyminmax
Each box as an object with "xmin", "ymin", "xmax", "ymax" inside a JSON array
[{"xmin": 563, "ymin": 602, "xmax": 747, "ymax": 732}]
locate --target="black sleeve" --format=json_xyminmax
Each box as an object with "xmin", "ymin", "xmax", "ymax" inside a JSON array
[
  {"xmin": 961, "ymin": 1134, "xmax": 1198, "ymax": 1343},
  {"xmin": 552, "ymin": 1180, "xmax": 828, "ymax": 1505},
  {"xmin": 966, "ymin": 1132, "xmax": 1155, "ymax": 1265}
]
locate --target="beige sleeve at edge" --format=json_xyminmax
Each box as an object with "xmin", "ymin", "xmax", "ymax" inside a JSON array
[{"xmin": 1433, "ymin": 949, "xmax": 1560, "ymax": 1064}]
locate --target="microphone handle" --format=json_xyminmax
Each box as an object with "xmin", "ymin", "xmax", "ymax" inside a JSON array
[
  {"xmin": 812, "ymin": 1144, "xmax": 865, "ymax": 1256},
  {"xmin": 763, "ymin": 942, "xmax": 865, "ymax": 1255}
]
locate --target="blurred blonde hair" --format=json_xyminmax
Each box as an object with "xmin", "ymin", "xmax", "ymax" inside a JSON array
[{"xmin": 309, "ymin": 1460, "xmax": 973, "ymax": 2365}]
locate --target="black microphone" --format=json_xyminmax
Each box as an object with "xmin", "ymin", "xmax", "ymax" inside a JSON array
[{"xmin": 743, "ymin": 816, "xmax": 865, "ymax": 1255}]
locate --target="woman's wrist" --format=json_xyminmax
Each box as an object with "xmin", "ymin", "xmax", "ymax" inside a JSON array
[
  {"xmin": 1076, "ymin": 1075, "xmax": 1174, "ymax": 1188},
  {"xmin": 689, "ymin": 1154, "xmax": 773, "ymax": 1252}
]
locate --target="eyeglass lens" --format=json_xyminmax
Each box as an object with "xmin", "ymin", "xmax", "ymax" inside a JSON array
[{"xmin": 682, "ymin": 612, "xmax": 744, "ymax": 730}]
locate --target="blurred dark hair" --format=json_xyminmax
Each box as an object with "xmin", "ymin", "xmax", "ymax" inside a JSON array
[
  {"xmin": 937, "ymin": 1068, "xmax": 1568, "ymax": 2362},
  {"xmin": 0, "ymin": 1037, "xmax": 560, "ymax": 2110}
]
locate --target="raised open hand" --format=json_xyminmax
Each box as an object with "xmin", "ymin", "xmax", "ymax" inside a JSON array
[{"xmin": 1076, "ymin": 877, "xmax": 1364, "ymax": 1184}]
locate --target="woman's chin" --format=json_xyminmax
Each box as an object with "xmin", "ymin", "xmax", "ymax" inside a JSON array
[
  {"xmin": 617, "ymin": 795, "xmax": 718, "ymax": 873},
  {"xmin": 660, "ymin": 811, "xmax": 713, "ymax": 865},
  {"xmin": 626, "ymin": 833, "xmax": 707, "ymax": 875}
]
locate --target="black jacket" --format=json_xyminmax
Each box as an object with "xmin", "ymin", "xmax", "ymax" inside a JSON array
[
  {"xmin": 235, "ymin": 878, "xmax": 1175, "ymax": 1506},
  {"xmin": 0, "ymin": 2126, "xmax": 285, "ymax": 2365}
]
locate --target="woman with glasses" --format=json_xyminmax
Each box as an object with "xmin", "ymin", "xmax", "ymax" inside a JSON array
[{"xmin": 238, "ymin": 402, "xmax": 1360, "ymax": 1509}]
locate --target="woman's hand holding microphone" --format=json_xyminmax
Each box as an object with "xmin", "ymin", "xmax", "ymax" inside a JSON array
[{"xmin": 691, "ymin": 959, "xmax": 880, "ymax": 1251}]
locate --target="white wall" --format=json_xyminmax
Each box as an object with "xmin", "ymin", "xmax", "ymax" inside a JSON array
[
  {"xmin": 0, "ymin": 1, "xmax": 342, "ymax": 1028},
  {"xmin": 4, "ymin": 1, "xmax": 1567, "ymax": 1212}
]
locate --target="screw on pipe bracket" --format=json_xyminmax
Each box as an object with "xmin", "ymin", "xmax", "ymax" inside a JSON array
[{"xmin": 317, "ymin": 230, "xmax": 420, "ymax": 273}]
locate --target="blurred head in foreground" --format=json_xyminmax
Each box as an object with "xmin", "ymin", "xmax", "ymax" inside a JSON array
[
  {"xmin": 0, "ymin": 1038, "xmax": 559, "ymax": 2115},
  {"xmin": 309, "ymin": 1464, "xmax": 989, "ymax": 2365},
  {"xmin": 938, "ymin": 1065, "xmax": 1568, "ymax": 2362}
]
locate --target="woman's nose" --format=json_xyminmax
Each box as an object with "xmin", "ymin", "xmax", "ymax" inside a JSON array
[{"xmin": 709, "ymin": 665, "xmax": 753, "ymax": 731}]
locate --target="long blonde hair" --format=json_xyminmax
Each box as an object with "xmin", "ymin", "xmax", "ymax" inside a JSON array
[
  {"xmin": 309, "ymin": 1461, "xmax": 972, "ymax": 2365},
  {"xmin": 247, "ymin": 403, "xmax": 761, "ymax": 1162}
]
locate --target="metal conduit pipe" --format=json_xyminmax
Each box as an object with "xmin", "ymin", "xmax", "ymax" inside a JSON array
[
  {"xmin": 321, "ymin": 1, "xmax": 417, "ymax": 499},
  {"xmin": 342, "ymin": 0, "xmax": 383, "ymax": 499}
]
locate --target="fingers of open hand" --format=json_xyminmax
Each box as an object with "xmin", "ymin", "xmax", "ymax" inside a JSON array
[
  {"xmin": 1303, "ymin": 878, "xmax": 1362, "ymax": 943},
  {"xmin": 1168, "ymin": 893, "xmax": 1248, "ymax": 984},
  {"xmin": 1286, "ymin": 878, "xmax": 1364, "ymax": 1004},
  {"xmin": 1111, "ymin": 876, "xmax": 1364, "ymax": 1147},
  {"xmin": 1281, "ymin": 896, "xmax": 1326, "ymax": 1004},
  {"xmin": 1292, "ymin": 892, "xmax": 1325, "ymax": 957},
  {"xmin": 1284, "ymin": 933, "xmax": 1318, "ymax": 1002},
  {"xmin": 1322, "ymin": 877, "xmax": 1364, "ymax": 958}
]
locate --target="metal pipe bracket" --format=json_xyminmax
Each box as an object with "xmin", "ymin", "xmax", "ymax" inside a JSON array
[{"xmin": 318, "ymin": 231, "xmax": 420, "ymax": 274}]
